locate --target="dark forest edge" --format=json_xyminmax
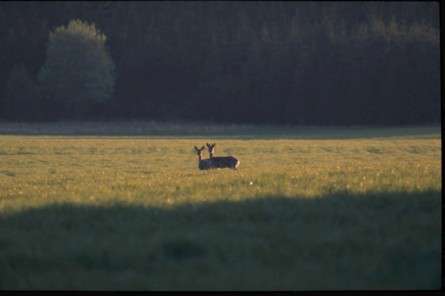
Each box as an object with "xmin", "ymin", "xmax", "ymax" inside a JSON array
[
  {"xmin": 0, "ymin": 2, "xmax": 440, "ymax": 125},
  {"xmin": 0, "ymin": 121, "xmax": 440, "ymax": 139}
]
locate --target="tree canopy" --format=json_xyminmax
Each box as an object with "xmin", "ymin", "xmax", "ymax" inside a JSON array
[
  {"xmin": 38, "ymin": 19, "xmax": 115, "ymax": 118},
  {"xmin": 0, "ymin": 2, "xmax": 440, "ymax": 124}
]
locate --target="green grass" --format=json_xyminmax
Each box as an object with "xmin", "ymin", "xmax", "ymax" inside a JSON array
[{"xmin": 0, "ymin": 124, "xmax": 441, "ymax": 290}]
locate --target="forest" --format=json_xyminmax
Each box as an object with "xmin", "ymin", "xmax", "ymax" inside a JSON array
[
  {"xmin": 0, "ymin": 2, "xmax": 441, "ymax": 290},
  {"xmin": 0, "ymin": 1, "xmax": 440, "ymax": 125}
]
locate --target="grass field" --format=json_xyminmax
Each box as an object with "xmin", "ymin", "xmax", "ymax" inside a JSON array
[{"xmin": 0, "ymin": 124, "xmax": 441, "ymax": 290}]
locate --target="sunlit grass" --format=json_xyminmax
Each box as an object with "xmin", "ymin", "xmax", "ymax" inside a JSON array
[
  {"xmin": 0, "ymin": 136, "xmax": 440, "ymax": 209},
  {"xmin": 0, "ymin": 126, "xmax": 441, "ymax": 290}
]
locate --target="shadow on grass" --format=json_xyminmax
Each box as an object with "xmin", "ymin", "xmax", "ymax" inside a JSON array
[{"xmin": 0, "ymin": 190, "xmax": 441, "ymax": 290}]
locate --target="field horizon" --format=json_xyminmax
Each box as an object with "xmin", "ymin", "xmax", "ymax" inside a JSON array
[
  {"xmin": 0, "ymin": 121, "xmax": 440, "ymax": 139},
  {"xmin": 0, "ymin": 124, "xmax": 441, "ymax": 290}
]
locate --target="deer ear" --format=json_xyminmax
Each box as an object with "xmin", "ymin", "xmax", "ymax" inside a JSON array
[
  {"xmin": 194, "ymin": 146, "xmax": 198, "ymax": 151},
  {"xmin": 200, "ymin": 145, "xmax": 205, "ymax": 150},
  {"xmin": 212, "ymin": 143, "xmax": 216, "ymax": 147},
  {"xmin": 206, "ymin": 143, "xmax": 210, "ymax": 147}
]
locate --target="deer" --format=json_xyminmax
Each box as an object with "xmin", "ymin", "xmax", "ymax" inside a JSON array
[
  {"xmin": 206, "ymin": 143, "xmax": 240, "ymax": 170},
  {"xmin": 194, "ymin": 146, "xmax": 214, "ymax": 170}
]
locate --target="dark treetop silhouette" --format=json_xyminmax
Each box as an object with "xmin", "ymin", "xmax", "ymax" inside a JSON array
[{"xmin": 0, "ymin": 2, "xmax": 439, "ymax": 125}]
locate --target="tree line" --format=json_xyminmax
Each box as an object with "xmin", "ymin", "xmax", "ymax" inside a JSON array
[{"xmin": 0, "ymin": 2, "xmax": 440, "ymax": 125}]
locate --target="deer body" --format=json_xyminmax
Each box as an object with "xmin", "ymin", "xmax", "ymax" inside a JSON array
[
  {"xmin": 209, "ymin": 155, "xmax": 239, "ymax": 169},
  {"xmin": 194, "ymin": 146, "xmax": 213, "ymax": 170},
  {"xmin": 206, "ymin": 143, "xmax": 240, "ymax": 169},
  {"xmin": 198, "ymin": 158, "xmax": 213, "ymax": 170}
]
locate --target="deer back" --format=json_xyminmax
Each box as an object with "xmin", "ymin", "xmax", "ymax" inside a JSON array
[{"xmin": 210, "ymin": 156, "xmax": 239, "ymax": 169}]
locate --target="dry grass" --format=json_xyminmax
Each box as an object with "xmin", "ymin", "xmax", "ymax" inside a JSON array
[{"xmin": 0, "ymin": 124, "xmax": 441, "ymax": 290}]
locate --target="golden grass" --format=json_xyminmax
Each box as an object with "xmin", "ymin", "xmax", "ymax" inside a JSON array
[
  {"xmin": 0, "ymin": 126, "xmax": 441, "ymax": 290},
  {"xmin": 0, "ymin": 136, "xmax": 440, "ymax": 210}
]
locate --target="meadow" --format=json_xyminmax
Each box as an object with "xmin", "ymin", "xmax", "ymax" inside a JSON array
[{"xmin": 0, "ymin": 123, "xmax": 441, "ymax": 290}]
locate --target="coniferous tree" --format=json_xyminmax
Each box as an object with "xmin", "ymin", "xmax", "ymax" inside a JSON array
[{"xmin": 3, "ymin": 63, "xmax": 40, "ymax": 120}]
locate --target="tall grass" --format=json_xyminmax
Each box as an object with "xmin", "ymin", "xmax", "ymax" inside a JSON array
[{"xmin": 0, "ymin": 125, "xmax": 441, "ymax": 290}]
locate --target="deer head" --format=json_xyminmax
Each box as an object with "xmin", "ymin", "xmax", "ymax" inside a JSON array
[
  {"xmin": 194, "ymin": 145, "xmax": 206, "ymax": 160},
  {"xmin": 206, "ymin": 143, "xmax": 216, "ymax": 158}
]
